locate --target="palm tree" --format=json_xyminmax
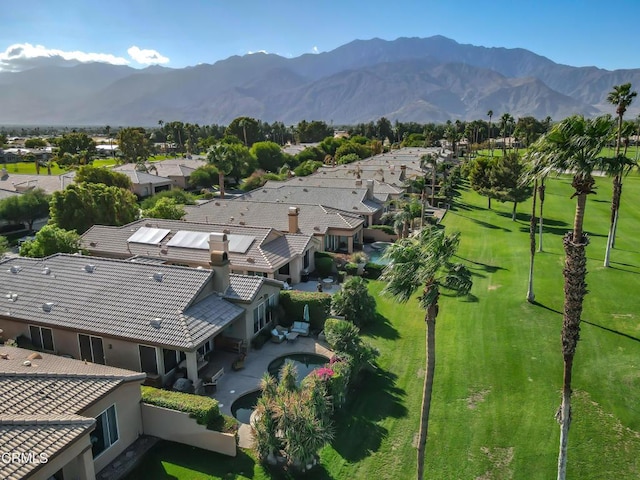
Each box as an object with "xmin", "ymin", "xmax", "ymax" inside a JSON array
[
  {"xmin": 604, "ymin": 83, "xmax": 637, "ymax": 266},
  {"xmin": 537, "ymin": 175, "xmax": 546, "ymax": 252},
  {"xmin": 382, "ymin": 227, "xmax": 472, "ymax": 480},
  {"xmin": 206, "ymin": 143, "xmax": 233, "ymax": 199},
  {"xmin": 500, "ymin": 113, "xmax": 513, "ymax": 154},
  {"xmin": 527, "ymin": 175, "xmax": 538, "ymax": 303},
  {"xmin": 531, "ymin": 115, "xmax": 613, "ymax": 480},
  {"xmin": 487, "ymin": 110, "xmax": 493, "ymax": 157},
  {"xmin": 421, "ymin": 153, "xmax": 438, "ymax": 207}
]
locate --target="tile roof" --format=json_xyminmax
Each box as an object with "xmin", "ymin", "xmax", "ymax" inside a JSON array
[
  {"xmin": 0, "ymin": 254, "xmax": 243, "ymax": 349},
  {"xmin": 239, "ymin": 184, "xmax": 384, "ymax": 213},
  {"xmin": 184, "ymin": 201, "xmax": 363, "ymax": 236},
  {"xmin": 0, "ymin": 172, "xmax": 75, "ymax": 194},
  {"xmin": 113, "ymin": 158, "xmax": 204, "ymax": 178},
  {"xmin": 81, "ymin": 218, "xmax": 311, "ymax": 273},
  {"xmin": 0, "ymin": 414, "xmax": 95, "ymax": 480},
  {"xmin": 266, "ymin": 176, "xmax": 404, "ymax": 195},
  {"xmin": 115, "ymin": 169, "xmax": 174, "ymax": 185},
  {"xmin": 225, "ymin": 275, "xmax": 273, "ymax": 302}
]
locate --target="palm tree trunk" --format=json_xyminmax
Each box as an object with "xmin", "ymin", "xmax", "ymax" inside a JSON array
[
  {"xmin": 219, "ymin": 172, "xmax": 225, "ymax": 200},
  {"xmin": 417, "ymin": 299, "xmax": 438, "ymax": 480},
  {"xmin": 611, "ymin": 177, "xmax": 623, "ymax": 248},
  {"xmin": 487, "ymin": 196, "xmax": 491, "ymax": 210},
  {"xmin": 538, "ymin": 179, "xmax": 546, "ymax": 252},
  {"xmin": 557, "ymin": 227, "xmax": 589, "ymax": 480},
  {"xmin": 431, "ymin": 169, "xmax": 436, "ymax": 207},
  {"xmin": 527, "ymin": 180, "xmax": 538, "ymax": 303},
  {"xmin": 604, "ymin": 174, "xmax": 621, "ymax": 267}
]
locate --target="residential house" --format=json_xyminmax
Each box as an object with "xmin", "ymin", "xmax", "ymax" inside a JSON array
[
  {"xmin": 0, "ymin": 251, "xmax": 280, "ymax": 393},
  {"xmin": 183, "ymin": 201, "xmax": 364, "ymax": 253},
  {"xmin": 81, "ymin": 218, "xmax": 314, "ymax": 284},
  {"xmin": 113, "ymin": 158, "xmax": 205, "ymax": 190},
  {"xmin": 0, "ymin": 345, "xmax": 146, "ymax": 480},
  {"xmin": 112, "ymin": 170, "xmax": 173, "ymax": 198}
]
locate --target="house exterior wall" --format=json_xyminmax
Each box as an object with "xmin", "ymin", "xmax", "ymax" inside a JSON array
[
  {"xmin": 83, "ymin": 381, "xmax": 144, "ymax": 473},
  {"xmin": 31, "ymin": 435, "xmax": 95, "ymax": 480},
  {"xmin": 231, "ymin": 282, "xmax": 282, "ymax": 343}
]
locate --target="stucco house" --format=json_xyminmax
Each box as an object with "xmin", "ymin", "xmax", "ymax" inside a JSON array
[
  {"xmin": 0, "ymin": 244, "xmax": 281, "ymax": 393},
  {"xmin": 0, "ymin": 345, "xmax": 146, "ymax": 480},
  {"xmin": 81, "ymin": 217, "xmax": 315, "ymax": 284}
]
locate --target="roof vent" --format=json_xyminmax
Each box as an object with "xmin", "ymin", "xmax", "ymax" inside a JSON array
[
  {"xmin": 9, "ymin": 265, "xmax": 22, "ymax": 274},
  {"xmin": 239, "ymin": 221, "xmax": 245, "ymax": 225},
  {"xmin": 23, "ymin": 360, "xmax": 32, "ymax": 367},
  {"xmin": 42, "ymin": 302, "xmax": 54, "ymax": 312},
  {"xmin": 303, "ymin": 188, "xmax": 308, "ymax": 192},
  {"xmin": 152, "ymin": 272, "xmax": 164, "ymax": 282},
  {"xmin": 150, "ymin": 318, "xmax": 162, "ymax": 328},
  {"xmin": 6, "ymin": 293, "xmax": 18, "ymax": 302},
  {"xmin": 214, "ymin": 202, "xmax": 220, "ymax": 206},
  {"xmin": 89, "ymin": 241, "xmax": 97, "ymax": 247},
  {"xmin": 313, "ymin": 226, "xmax": 320, "ymax": 231},
  {"xmin": 42, "ymin": 266, "xmax": 51, "ymax": 275},
  {"xmin": 247, "ymin": 257, "xmax": 255, "ymax": 263},
  {"xmin": 84, "ymin": 264, "xmax": 96, "ymax": 273},
  {"xmin": 352, "ymin": 190, "xmax": 356, "ymax": 194},
  {"xmin": 223, "ymin": 228, "xmax": 231, "ymax": 234},
  {"xmin": 160, "ymin": 248, "xmax": 168, "ymax": 254}
]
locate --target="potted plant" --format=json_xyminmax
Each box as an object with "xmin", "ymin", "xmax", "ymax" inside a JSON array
[{"xmin": 351, "ymin": 252, "xmax": 368, "ymax": 276}]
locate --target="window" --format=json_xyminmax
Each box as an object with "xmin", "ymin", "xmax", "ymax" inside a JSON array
[
  {"xmin": 278, "ymin": 263, "xmax": 290, "ymax": 275},
  {"xmin": 78, "ymin": 334, "xmax": 105, "ymax": 364},
  {"xmin": 91, "ymin": 405, "xmax": 118, "ymax": 458},
  {"xmin": 304, "ymin": 250, "xmax": 310, "ymax": 269},
  {"xmin": 163, "ymin": 348, "xmax": 178, "ymax": 372},
  {"xmin": 197, "ymin": 339, "xmax": 213, "ymax": 357},
  {"xmin": 138, "ymin": 345, "xmax": 158, "ymax": 374},
  {"xmin": 29, "ymin": 325, "xmax": 54, "ymax": 352},
  {"xmin": 253, "ymin": 302, "xmax": 267, "ymax": 334}
]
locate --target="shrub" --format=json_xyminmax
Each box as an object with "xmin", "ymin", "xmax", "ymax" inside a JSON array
[
  {"xmin": 315, "ymin": 257, "xmax": 334, "ymax": 277},
  {"xmin": 337, "ymin": 270, "xmax": 346, "ymax": 283},
  {"xmin": 324, "ymin": 318, "xmax": 378, "ymax": 374},
  {"xmin": 344, "ymin": 262, "xmax": 358, "ymax": 275},
  {"xmin": 331, "ymin": 277, "xmax": 377, "ymax": 327},
  {"xmin": 141, "ymin": 386, "xmax": 225, "ymax": 431},
  {"xmin": 363, "ymin": 262, "xmax": 384, "ymax": 280},
  {"xmin": 279, "ymin": 290, "xmax": 331, "ymax": 330},
  {"xmin": 314, "ymin": 251, "xmax": 333, "ymax": 259},
  {"xmin": 369, "ymin": 225, "xmax": 395, "ymax": 235}
]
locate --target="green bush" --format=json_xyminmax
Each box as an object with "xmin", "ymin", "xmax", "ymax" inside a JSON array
[
  {"xmin": 369, "ymin": 225, "xmax": 395, "ymax": 235},
  {"xmin": 314, "ymin": 251, "xmax": 333, "ymax": 259},
  {"xmin": 344, "ymin": 262, "xmax": 358, "ymax": 275},
  {"xmin": 337, "ymin": 270, "xmax": 346, "ymax": 283},
  {"xmin": 279, "ymin": 290, "xmax": 331, "ymax": 330},
  {"xmin": 324, "ymin": 318, "xmax": 378, "ymax": 375},
  {"xmin": 363, "ymin": 262, "xmax": 384, "ymax": 279},
  {"xmin": 331, "ymin": 277, "xmax": 377, "ymax": 327},
  {"xmin": 315, "ymin": 257, "xmax": 334, "ymax": 277},
  {"xmin": 141, "ymin": 386, "xmax": 224, "ymax": 430}
]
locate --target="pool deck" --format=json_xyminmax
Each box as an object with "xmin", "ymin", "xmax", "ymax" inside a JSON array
[{"xmin": 209, "ymin": 336, "xmax": 333, "ymax": 447}]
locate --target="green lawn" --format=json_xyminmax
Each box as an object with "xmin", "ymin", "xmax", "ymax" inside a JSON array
[
  {"xmin": 126, "ymin": 174, "xmax": 640, "ymax": 479},
  {"xmin": 1, "ymin": 155, "xmax": 179, "ymax": 175}
]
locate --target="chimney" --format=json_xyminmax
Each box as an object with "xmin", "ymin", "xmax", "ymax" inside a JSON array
[
  {"xmin": 399, "ymin": 164, "xmax": 407, "ymax": 181},
  {"xmin": 288, "ymin": 206, "xmax": 300, "ymax": 233},
  {"xmin": 365, "ymin": 180, "xmax": 374, "ymax": 200},
  {"xmin": 355, "ymin": 179, "xmax": 362, "ymax": 187},
  {"xmin": 209, "ymin": 233, "xmax": 230, "ymax": 293}
]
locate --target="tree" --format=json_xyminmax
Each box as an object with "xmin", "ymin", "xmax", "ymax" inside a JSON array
[
  {"xmin": 75, "ymin": 165, "xmax": 132, "ymax": 190},
  {"xmin": 24, "ymin": 138, "xmax": 47, "ymax": 148},
  {"xmin": 531, "ymin": 115, "xmax": 613, "ymax": 480},
  {"xmin": 55, "ymin": 132, "xmax": 97, "ymax": 160},
  {"xmin": 206, "ymin": 144, "xmax": 233, "ymax": 199},
  {"xmin": 226, "ymin": 143, "xmax": 258, "ymax": 184},
  {"xmin": 250, "ymin": 141, "xmax": 285, "ymax": 172},
  {"xmin": 500, "ymin": 113, "xmax": 514, "ymax": 153},
  {"xmin": 225, "ymin": 117, "xmax": 261, "ymax": 147},
  {"xmin": 468, "ymin": 156, "xmax": 496, "ymax": 209},
  {"xmin": 142, "ymin": 197, "xmax": 185, "ymax": 220},
  {"xmin": 296, "ymin": 120, "xmax": 333, "ymax": 143},
  {"xmin": 0, "ymin": 235, "xmax": 8, "ymax": 256},
  {"xmin": 421, "ymin": 154, "xmax": 438, "ymax": 207},
  {"xmin": 382, "ymin": 226, "xmax": 472, "ymax": 480},
  {"xmin": 0, "ymin": 188, "xmax": 51, "ymax": 231},
  {"xmin": 189, "ymin": 164, "xmax": 218, "ymax": 189},
  {"xmin": 526, "ymin": 177, "xmax": 538, "ymax": 303},
  {"xmin": 489, "ymin": 152, "xmax": 533, "ymax": 221},
  {"xmin": 19, "ymin": 224, "xmax": 81, "ymax": 257},
  {"xmin": 487, "ymin": 110, "xmax": 494, "ymax": 157},
  {"xmin": 604, "ymin": 83, "xmax": 637, "ymax": 267},
  {"xmin": 117, "ymin": 127, "xmax": 152, "ymax": 164},
  {"xmin": 50, "ymin": 183, "xmax": 139, "ymax": 234},
  {"xmin": 331, "ymin": 277, "xmax": 377, "ymax": 327}
]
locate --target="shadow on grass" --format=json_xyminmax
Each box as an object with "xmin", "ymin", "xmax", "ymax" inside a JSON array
[
  {"xmin": 454, "ymin": 255, "xmax": 507, "ymax": 273},
  {"xmin": 519, "ymin": 225, "xmax": 607, "ymax": 238},
  {"xmin": 451, "ymin": 211, "xmax": 512, "ymax": 232},
  {"xmin": 126, "ymin": 441, "xmax": 259, "ymax": 479},
  {"xmin": 331, "ymin": 368, "xmax": 407, "ymax": 462},
  {"xmin": 531, "ymin": 300, "xmax": 562, "ymax": 315},
  {"xmin": 363, "ymin": 313, "xmax": 400, "ymax": 340},
  {"xmin": 582, "ymin": 320, "xmax": 640, "ymax": 343},
  {"xmin": 609, "ymin": 263, "xmax": 640, "ymax": 275}
]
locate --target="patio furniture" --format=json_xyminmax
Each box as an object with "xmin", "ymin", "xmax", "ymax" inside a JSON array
[
  {"xmin": 290, "ymin": 321, "xmax": 310, "ymax": 336},
  {"xmin": 172, "ymin": 377, "xmax": 194, "ymax": 393},
  {"xmin": 215, "ymin": 336, "xmax": 246, "ymax": 353},
  {"xmin": 271, "ymin": 327, "xmax": 286, "ymax": 343},
  {"xmin": 232, "ymin": 353, "xmax": 246, "ymax": 371},
  {"xmin": 286, "ymin": 332, "xmax": 299, "ymax": 343}
]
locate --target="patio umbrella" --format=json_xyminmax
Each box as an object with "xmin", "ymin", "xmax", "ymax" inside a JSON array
[{"xmin": 303, "ymin": 304, "xmax": 310, "ymax": 323}]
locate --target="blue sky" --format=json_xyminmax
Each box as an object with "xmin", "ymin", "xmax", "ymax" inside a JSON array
[{"xmin": 2, "ymin": 0, "xmax": 639, "ymax": 72}]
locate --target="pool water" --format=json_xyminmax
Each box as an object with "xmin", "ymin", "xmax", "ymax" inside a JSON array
[
  {"xmin": 230, "ymin": 353, "xmax": 329, "ymax": 424},
  {"xmin": 368, "ymin": 249, "xmax": 390, "ymax": 265}
]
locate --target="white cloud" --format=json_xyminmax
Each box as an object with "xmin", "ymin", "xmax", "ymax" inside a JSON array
[
  {"xmin": 312, "ymin": 46, "xmax": 319, "ymax": 54},
  {"xmin": 127, "ymin": 46, "xmax": 170, "ymax": 65},
  {"xmin": 0, "ymin": 43, "xmax": 129, "ymax": 72},
  {"xmin": 247, "ymin": 50, "xmax": 268, "ymax": 55}
]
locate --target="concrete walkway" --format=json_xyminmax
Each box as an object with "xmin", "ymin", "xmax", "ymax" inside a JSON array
[{"xmin": 211, "ymin": 337, "xmax": 333, "ymax": 448}]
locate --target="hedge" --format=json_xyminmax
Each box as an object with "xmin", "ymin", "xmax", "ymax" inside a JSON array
[
  {"xmin": 363, "ymin": 262, "xmax": 384, "ymax": 279},
  {"xmin": 315, "ymin": 257, "xmax": 334, "ymax": 277},
  {"xmin": 314, "ymin": 251, "xmax": 333, "ymax": 260},
  {"xmin": 369, "ymin": 224, "xmax": 395, "ymax": 235},
  {"xmin": 344, "ymin": 262, "xmax": 358, "ymax": 275},
  {"xmin": 279, "ymin": 290, "xmax": 331, "ymax": 330},
  {"xmin": 141, "ymin": 386, "xmax": 223, "ymax": 430}
]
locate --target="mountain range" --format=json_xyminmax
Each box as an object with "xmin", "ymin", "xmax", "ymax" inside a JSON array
[{"xmin": 1, "ymin": 35, "xmax": 639, "ymax": 126}]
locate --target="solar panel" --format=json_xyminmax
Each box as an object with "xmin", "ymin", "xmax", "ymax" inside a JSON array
[
  {"xmin": 228, "ymin": 234, "xmax": 255, "ymax": 253},
  {"xmin": 127, "ymin": 227, "xmax": 171, "ymax": 245},
  {"xmin": 167, "ymin": 230, "xmax": 209, "ymax": 249}
]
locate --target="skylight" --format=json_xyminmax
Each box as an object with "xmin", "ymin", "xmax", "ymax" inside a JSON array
[{"xmin": 167, "ymin": 230, "xmax": 255, "ymax": 253}]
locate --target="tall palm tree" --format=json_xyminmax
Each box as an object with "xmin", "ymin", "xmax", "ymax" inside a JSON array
[
  {"xmin": 382, "ymin": 227, "xmax": 472, "ymax": 480},
  {"xmin": 537, "ymin": 175, "xmax": 546, "ymax": 252},
  {"xmin": 527, "ymin": 176, "xmax": 538, "ymax": 303},
  {"xmin": 604, "ymin": 83, "xmax": 637, "ymax": 266},
  {"xmin": 531, "ymin": 115, "xmax": 613, "ymax": 480},
  {"xmin": 500, "ymin": 113, "xmax": 513, "ymax": 154},
  {"xmin": 487, "ymin": 110, "xmax": 494, "ymax": 157},
  {"xmin": 206, "ymin": 143, "xmax": 233, "ymax": 199}
]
